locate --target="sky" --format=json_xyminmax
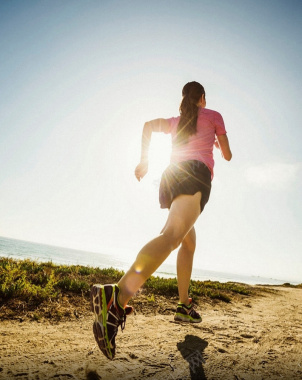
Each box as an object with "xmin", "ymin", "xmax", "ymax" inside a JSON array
[{"xmin": 0, "ymin": 0, "xmax": 301, "ymax": 282}]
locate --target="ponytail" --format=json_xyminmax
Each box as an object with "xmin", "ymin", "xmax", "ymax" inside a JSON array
[{"xmin": 174, "ymin": 82, "xmax": 205, "ymax": 146}]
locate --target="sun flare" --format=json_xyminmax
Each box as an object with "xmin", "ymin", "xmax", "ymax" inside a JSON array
[{"xmin": 147, "ymin": 134, "xmax": 171, "ymax": 179}]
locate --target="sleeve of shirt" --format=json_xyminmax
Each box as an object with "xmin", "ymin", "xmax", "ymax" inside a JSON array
[
  {"xmin": 214, "ymin": 112, "xmax": 227, "ymax": 136},
  {"xmin": 163, "ymin": 116, "xmax": 179, "ymax": 134}
]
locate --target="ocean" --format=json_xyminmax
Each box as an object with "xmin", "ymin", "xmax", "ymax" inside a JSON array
[{"xmin": 0, "ymin": 236, "xmax": 296, "ymax": 286}]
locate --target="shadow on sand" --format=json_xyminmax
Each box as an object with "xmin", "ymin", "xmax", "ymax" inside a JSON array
[{"xmin": 177, "ymin": 334, "xmax": 208, "ymax": 380}]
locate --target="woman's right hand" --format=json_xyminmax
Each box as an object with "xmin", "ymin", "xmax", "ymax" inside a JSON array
[{"xmin": 135, "ymin": 161, "xmax": 148, "ymax": 181}]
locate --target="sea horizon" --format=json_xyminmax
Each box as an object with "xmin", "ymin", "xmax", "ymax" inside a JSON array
[{"xmin": 0, "ymin": 235, "xmax": 299, "ymax": 286}]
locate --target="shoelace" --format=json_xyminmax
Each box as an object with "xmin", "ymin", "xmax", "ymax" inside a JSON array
[
  {"xmin": 188, "ymin": 308, "xmax": 199, "ymax": 317},
  {"xmin": 119, "ymin": 315, "xmax": 126, "ymax": 331},
  {"xmin": 108, "ymin": 307, "xmax": 126, "ymax": 330},
  {"xmin": 178, "ymin": 302, "xmax": 199, "ymax": 317}
]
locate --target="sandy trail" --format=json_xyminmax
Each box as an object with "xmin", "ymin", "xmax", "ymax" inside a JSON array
[{"xmin": 0, "ymin": 287, "xmax": 301, "ymax": 380}]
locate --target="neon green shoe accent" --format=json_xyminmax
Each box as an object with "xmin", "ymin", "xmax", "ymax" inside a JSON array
[
  {"xmin": 174, "ymin": 300, "xmax": 202, "ymax": 323},
  {"xmin": 101, "ymin": 285, "xmax": 113, "ymax": 358}
]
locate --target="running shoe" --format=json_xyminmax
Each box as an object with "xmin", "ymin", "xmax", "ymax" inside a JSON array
[
  {"xmin": 174, "ymin": 298, "xmax": 202, "ymax": 323},
  {"xmin": 91, "ymin": 284, "xmax": 133, "ymax": 360}
]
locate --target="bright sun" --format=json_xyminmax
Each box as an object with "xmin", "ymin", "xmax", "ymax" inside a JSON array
[{"xmin": 147, "ymin": 134, "xmax": 171, "ymax": 179}]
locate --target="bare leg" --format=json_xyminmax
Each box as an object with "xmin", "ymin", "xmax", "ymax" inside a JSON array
[
  {"xmin": 118, "ymin": 192, "xmax": 201, "ymax": 307},
  {"xmin": 177, "ymin": 227, "xmax": 196, "ymax": 305}
]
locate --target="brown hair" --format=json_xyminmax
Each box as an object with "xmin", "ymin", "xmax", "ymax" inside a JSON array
[{"xmin": 175, "ymin": 81, "xmax": 205, "ymax": 145}]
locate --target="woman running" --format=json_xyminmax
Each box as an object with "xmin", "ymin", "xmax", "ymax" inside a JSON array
[{"xmin": 91, "ymin": 81, "xmax": 232, "ymax": 360}]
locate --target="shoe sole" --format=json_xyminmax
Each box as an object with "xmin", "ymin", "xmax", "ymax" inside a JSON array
[
  {"xmin": 174, "ymin": 313, "xmax": 202, "ymax": 323},
  {"xmin": 91, "ymin": 284, "xmax": 114, "ymax": 360}
]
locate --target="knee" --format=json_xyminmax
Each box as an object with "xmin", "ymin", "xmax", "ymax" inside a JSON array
[
  {"xmin": 161, "ymin": 230, "xmax": 184, "ymax": 251},
  {"xmin": 181, "ymin": 238, "xmax": 196, "ymax": 254}
]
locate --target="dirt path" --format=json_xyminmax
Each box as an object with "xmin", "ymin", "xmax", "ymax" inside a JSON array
[{"xmin": 1, "ymin": 287, "xmax": 302, "ymax": 380}]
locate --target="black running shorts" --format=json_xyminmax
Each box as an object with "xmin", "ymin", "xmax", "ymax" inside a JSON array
[{"xmin": 159, "ymin": 160, "xmax": 211, "ymax": 213}]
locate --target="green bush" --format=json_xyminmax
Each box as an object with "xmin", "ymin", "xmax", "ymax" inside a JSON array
[
  {"xmin": 56, "ymin": 277, "xmax": 90, "ymax": 292},
  {"xmin": 0, "ymin": 257, "xmax": 255, "ymax": 307},
  {"xmin": 144, "ymin": 276, "xmax": 178, "ymax": 296},
  {"xmin": 78, "ymin": 266, "xmax": 95, "ymax": 276},
  {"xmin": 100, "ymin": 267, "xmax": 124, "ymax": 281}
]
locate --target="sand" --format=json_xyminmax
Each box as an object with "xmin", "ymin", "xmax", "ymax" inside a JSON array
[{"xmin": 0, "ymin": 286, "xmax": 301, "ymax": 380}]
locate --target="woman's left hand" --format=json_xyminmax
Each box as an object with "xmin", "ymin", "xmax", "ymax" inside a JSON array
[{"xmin": 135, "ymin": 161, "xmax": 148, "ymax": 181}]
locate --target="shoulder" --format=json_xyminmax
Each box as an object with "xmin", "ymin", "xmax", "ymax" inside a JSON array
[
  {"xmin": 166, "ymin": 115, "xmax": 180, "ymax": 127},
  {"xmin": 167, "ymin": 115, "xmax": 180, "ymax": 122},
  {"xmin": 198, "ymin": 108, "xmax": 226, "ymax": 133},
  {"xmin": 199, "ymin": 108, "xmax": 225, "ymax": 126},
  {"xmin": 200, "ymin": 108, "xmax": 223, "ymax": 118},
  {"xmin": 162, "ymin": 115, "xmax": 180, "ymax": 134}
]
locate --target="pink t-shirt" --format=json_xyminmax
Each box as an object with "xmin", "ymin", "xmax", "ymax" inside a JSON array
[{"xmin": 164, "ymin": 107, "xmax": 227, "ymax": 179}]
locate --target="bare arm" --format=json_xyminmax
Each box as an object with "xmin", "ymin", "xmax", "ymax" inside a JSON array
[
  {"xmin": 135, "ymin": 118, "xmax": 170, "ymax": 181},
  {"xmin": 215, "ymin": 134, "xmax": 232, "ymax": 161}
]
